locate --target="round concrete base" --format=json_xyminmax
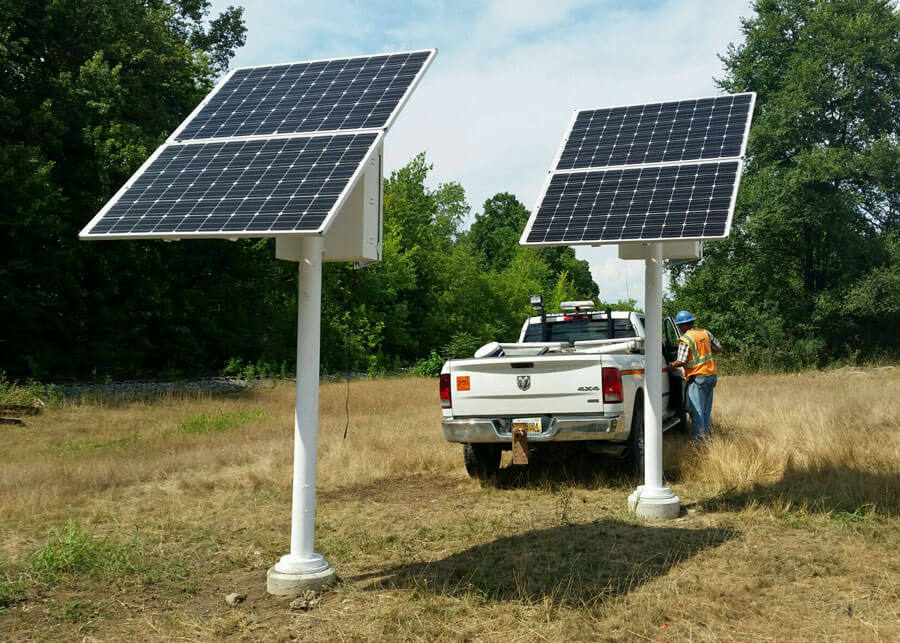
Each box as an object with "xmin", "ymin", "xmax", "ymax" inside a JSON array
[
  {"xmin": 267, "ymin": 564, "xmax": 337, "ymax": 596},
  {"xmin": 628, "ymin": 485, "xmax": 681, "ymax": 520}
]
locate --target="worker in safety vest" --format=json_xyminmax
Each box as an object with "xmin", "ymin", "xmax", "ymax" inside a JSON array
[{"xmin": 667, "ymin": 311, "xmax": 722, "ymax": 443}]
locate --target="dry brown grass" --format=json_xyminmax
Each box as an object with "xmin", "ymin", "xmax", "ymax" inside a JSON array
[
  {"xmin": 687, "ymin": 366, "xmax": 900, "ymax": 515},
  {"xmin": 1, "ymin": 369, "xmax": 898, "ymax": 641},
  {"xmin": 0, "ymin": 378, "xmax": 458, "ymax": 536}
]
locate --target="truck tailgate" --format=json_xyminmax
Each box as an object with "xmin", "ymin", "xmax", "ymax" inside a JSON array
[{"xmin": 449, "ymin": 355, "xmax": 608, "ymax": 416}]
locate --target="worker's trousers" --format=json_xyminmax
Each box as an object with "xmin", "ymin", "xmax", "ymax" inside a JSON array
[{"xmin": 686, "ymin": 374, "xmax": 717, "ymax": 442}]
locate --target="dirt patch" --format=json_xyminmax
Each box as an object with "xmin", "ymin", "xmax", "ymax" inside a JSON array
[{"xmin": 319, "ymin": 476, "xmax": 468, "ymax": 506}]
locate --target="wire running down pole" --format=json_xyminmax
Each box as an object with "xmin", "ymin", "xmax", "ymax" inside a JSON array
[
  {"xmin": 628, "ymin": 242, "xmax": 681, "ymax": 519},
  {"xmin": 267, "ymin": 235, "xmax": 336, "ymax": 594}
]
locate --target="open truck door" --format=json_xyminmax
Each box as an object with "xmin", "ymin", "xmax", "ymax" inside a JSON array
[{"xmin": 664, "ymin": 316, "xmax": 688, "ymax": 426}]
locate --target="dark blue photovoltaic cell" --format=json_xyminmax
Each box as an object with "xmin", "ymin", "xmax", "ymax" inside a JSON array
[
  {"xmin": 177, "ymin": 50, "xmax": 433, "ymax": 140},
  {"xmin": 525, "ymin": 161, "xmax": 740, "ymax": 243},
  {"xmin": 556, "ymin": 93, "xmax": 753, "ymax": 170},
  {"xmin": 86, "ymin": 133, "xmax": 378, "ymax": 236}
]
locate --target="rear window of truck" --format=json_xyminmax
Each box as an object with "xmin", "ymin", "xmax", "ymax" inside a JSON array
[{"xmin": 522, "ymin": 318, "xmax": 637, "ymax": 343}]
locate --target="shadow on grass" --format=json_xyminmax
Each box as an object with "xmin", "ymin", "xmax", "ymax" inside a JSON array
[
  {"xmin": 352, "ymin": 519, "xmax": 737, "ymax": 607},
  {"xmin": 490, "ymin": 451, "xmax": 633, "ymax": 491},
  {"xmin": 697, "ymin": 466, "xmax": 900, "ymax": 517},
  {"xmin": 485, "ymin": 431, "xmax": 692, "ymax": 491}
]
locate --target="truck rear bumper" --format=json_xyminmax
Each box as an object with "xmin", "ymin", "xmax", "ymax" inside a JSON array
[{"xmin": 442, "ymin": 415, "xmax": 624, "ymax": 444}]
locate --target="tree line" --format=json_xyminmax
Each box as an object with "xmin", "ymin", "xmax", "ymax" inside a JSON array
[
  {"xmin": 1, "ymin": 0, "xmax": 897, "ymax": 380},
  {"xmin": 669, "ymin": 0, "xmax": 900, "ymax": 370}
]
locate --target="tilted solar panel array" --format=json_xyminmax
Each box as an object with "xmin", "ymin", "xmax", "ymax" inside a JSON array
[
  {"xmin": 81, "ymin": 50, "xmax": 435, "ymax": 239},
  {"xmin": 90, "ymin": 134, "xmax": 378, "ymax": 236},
  {"xmin": 177, "ymin": 51, "xmax": 433, "ymax": 140},
  {"xmin": 522, "ymin": 92, "xmax": 755, "ymax": 245}
]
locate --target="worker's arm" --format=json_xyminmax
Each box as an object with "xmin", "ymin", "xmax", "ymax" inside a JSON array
[{"xmin": 669, "ymin": 338, "xmax": 690, "ymax": 370}]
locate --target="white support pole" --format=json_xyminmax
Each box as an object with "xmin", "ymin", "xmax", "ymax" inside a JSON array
[
  {"xmin": 268, "ymin": 235, "xmax": 336, "ymax": 595},
  {"xmin": 628, "ymin": 242, "xmax": 680, "ymax": 519}
]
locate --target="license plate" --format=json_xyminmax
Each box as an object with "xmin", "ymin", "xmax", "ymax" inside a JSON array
[{"xmin": 511, "ymin": 417, "xmax": 542, "ymax": 433}]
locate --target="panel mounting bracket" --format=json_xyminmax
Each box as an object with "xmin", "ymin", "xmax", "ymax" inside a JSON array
[
  {"xmin": 617, "ymin": 240, "xmax": 702, "ymax": 261},
  {"xmin": 275, "ymin": 141, "xmax": 383, "ymax": 265}
]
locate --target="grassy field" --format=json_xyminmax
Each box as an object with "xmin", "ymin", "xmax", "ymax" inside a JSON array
[{"xmin": 1, "ymin": 368, "xmax": 898, "ymax": 641}]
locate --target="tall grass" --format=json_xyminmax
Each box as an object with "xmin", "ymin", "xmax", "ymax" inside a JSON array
[
  {"xmin": 0, "ymin": 378, "xmax": 456, "ymax": 532},
  {"xmin": 0, "ymin": 372, "xmax": 41, "ymax": 406},
  {"xmin": 687, "ymin": 367, "xmax": 900, "ymax": 514},
  {"xmin": 2, "ymin": 370, "xmax": 897, "ymax": 532}
]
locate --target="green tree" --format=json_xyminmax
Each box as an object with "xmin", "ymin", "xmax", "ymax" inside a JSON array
[
  {"xmin": 318, "ymin": 158, "xmax": 602, "ymax": 370},
  {"xmin": 670, "ymin": 0, "xmax": 900, "ymax": 366},
  {"xmin": 541, "ymin": 246, "xmax": 600, "ymax": 301},
  {"xmin": 0, "ymin": 0, "xmax": 605, "ymax": 379},
  {"xmin": 468, "ymin": 193, "xmax": 530, "ymax": 271},
  {"xmin": 468, "ymin": 192, "xmax": 598, "ymax": 300},
  {"xmin": 0, "ymin": 0, "xmax": 248, "ymax": 376},
  {"xmin": 318, "ymin": 155, "xmax": 485, "ymax": 371}
]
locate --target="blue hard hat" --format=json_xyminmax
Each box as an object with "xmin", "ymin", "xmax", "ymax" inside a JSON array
[{"xmin": 675, "ymin": 310, "xmax": 696, "ymax": 324}]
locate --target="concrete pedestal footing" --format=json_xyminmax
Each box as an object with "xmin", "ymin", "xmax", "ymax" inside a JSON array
[
  {"xmin": 267, "ymin": 564, "xmax": 337, "ymax": 596},
  {"xmin": 628, "ymin": 485, "xmax": 681, "ymax": 520}
]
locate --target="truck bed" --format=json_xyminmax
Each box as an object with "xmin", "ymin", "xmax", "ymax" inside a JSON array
[{"xmin": 447, "ymin": 352, "xmax": 641, "ymax": 417}]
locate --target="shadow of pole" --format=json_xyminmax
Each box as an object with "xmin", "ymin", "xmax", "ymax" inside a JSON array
[{"xmin": 350, "ymin": 519, "xmax": 738, "ymax": 608}]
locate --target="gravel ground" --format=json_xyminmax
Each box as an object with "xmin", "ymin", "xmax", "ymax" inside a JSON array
[
  {"xmin": 43, "ymin": 372, "xmax": 379, "ymax": 401},
  {"xmin": 48, "ymin": 377, "xmax": 255, "ymax": 400}
]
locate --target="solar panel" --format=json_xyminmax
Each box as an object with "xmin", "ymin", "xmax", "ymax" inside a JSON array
[
  {"xmin": 86, "ymin": 133, "xmax": 379, "ymax": 237},
  {"xmin": 522, "ymin": 92, "xmax": 755, "ymax": 246},
  {"xmin": 525, "ymin": 160, "xmax": 740, "ymax": 244},
  {"xmin": 81, "ymin": 49, "xmax": 435, "ymax": 240},
  {"xmin": 176, "ymin": 50, "xmax": 435, "ymax": 141},
  {"xmin": 556, "ymin": 93, "xmax": 753, "ymax": 170}
]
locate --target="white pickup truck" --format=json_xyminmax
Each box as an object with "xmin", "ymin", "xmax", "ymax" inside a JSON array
[{"xmin": 439, "ymin": 299, "xmax": 687, "ymax": 478}]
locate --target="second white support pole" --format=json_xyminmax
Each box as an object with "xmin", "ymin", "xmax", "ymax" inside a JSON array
[
  {"xmin": 268, "ymin": 235, "xmax": 337, "ymax": 595},
  {"xmin": 628, "ymin": 242, "xmax": 681, "ymax": 519}
]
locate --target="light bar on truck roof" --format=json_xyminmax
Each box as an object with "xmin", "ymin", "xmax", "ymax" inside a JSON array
[{"xmin": 559, "ymin": 300, "xmax": 595, "ymax": 311}]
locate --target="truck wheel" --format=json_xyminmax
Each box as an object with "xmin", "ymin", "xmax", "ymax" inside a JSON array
[
  {"xmin": 463, "ymin": 444, "xmax": 501, "ymax": 479},
  {"xmin": 627, "ymin": 401, "xmax": 645, "ymax": 478}
]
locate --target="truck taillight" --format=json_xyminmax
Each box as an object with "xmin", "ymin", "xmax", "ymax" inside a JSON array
[
  {"xmin": 439, "ymin": 373, "xmax": 452, "ymax": 408},
  {"xmin": 602, "ymin": 367, "xmax": 623, "ymax": 403}
]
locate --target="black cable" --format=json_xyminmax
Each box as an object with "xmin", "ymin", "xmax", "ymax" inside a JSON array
[
  {"xmin": 343, "ymin": 328, "xmax": 351, "ymax": 440},
  {"xmin": 343, "ymin": 267, "xmax": 364, "ymax": 440}
]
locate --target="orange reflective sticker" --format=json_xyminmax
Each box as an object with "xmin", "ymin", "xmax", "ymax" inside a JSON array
[{"xmin": 456, "ymin": 375, "xmax": 470, "ymax": 391}]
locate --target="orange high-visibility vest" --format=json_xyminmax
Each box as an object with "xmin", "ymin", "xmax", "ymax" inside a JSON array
[{"xmin": 681, "ymin": 328, "xmax": 716, "ymax": 379}]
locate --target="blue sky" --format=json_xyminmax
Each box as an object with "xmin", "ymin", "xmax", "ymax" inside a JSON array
[{"xmin": 207, "ymin": 0, "xmax": 752, "ymax": 307}]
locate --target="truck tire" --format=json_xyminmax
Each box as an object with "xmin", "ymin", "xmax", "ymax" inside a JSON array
[
  {"xmin": 463, "ymin": 444, "xmax": 501, "ymax": 479},
  {"xmin": 627, "ymin": 400, "xmax": 645, "ymax": 478}
]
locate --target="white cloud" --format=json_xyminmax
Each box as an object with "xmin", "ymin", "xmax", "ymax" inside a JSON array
[{"xmin": 207, "ymin": 0, "xmax": 752, "ymax": 306}]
